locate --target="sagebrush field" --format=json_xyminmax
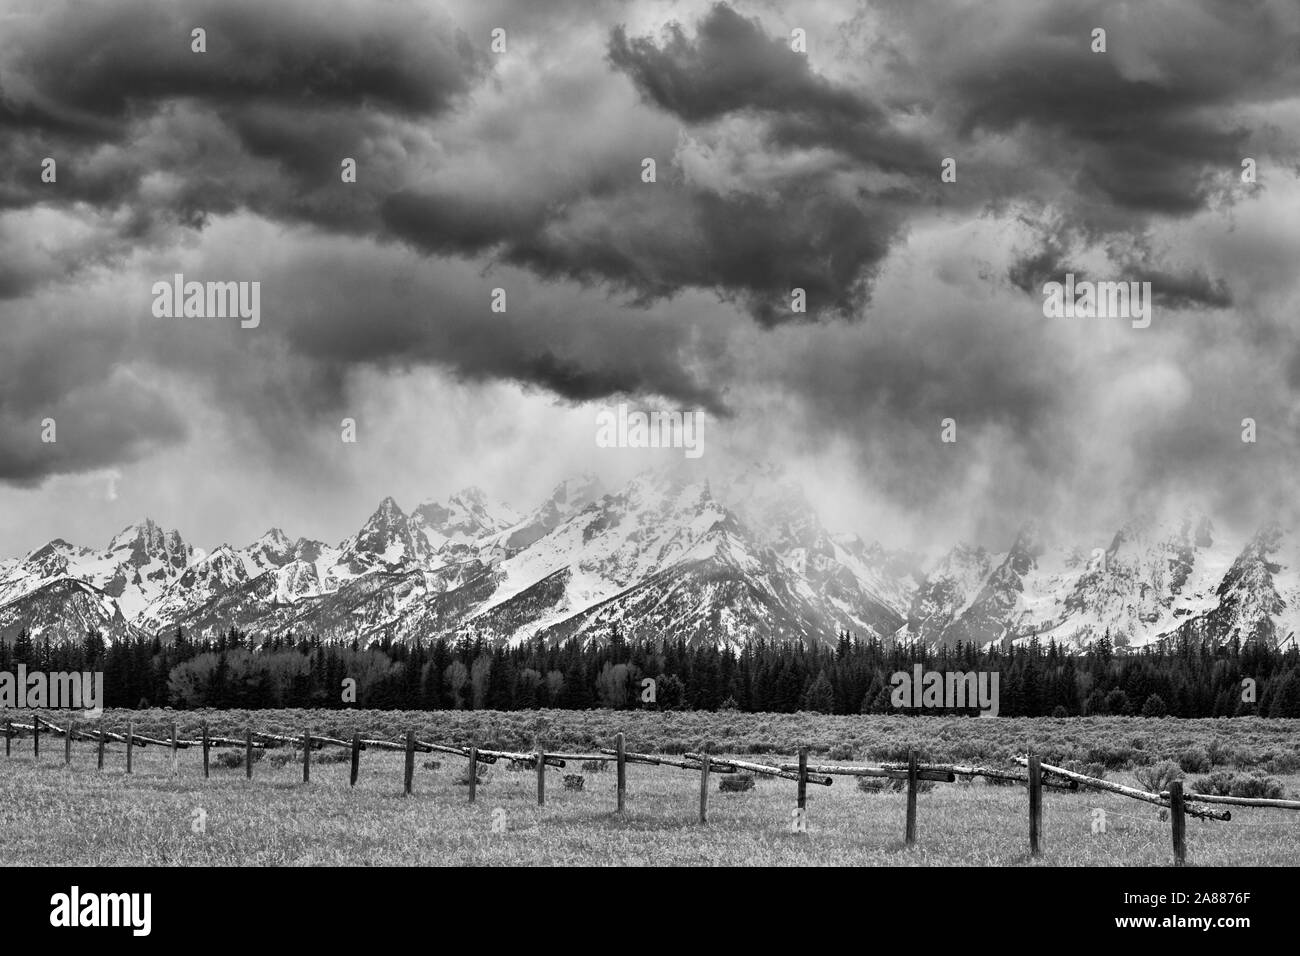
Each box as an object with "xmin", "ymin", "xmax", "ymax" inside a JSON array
[{"xmin": 1, "ymin": 710, "xmax": 1296, "ymax": 866}]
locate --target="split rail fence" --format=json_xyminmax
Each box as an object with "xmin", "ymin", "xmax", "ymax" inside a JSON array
[{"xmin": 4, "ymin": 714, "xmax": 1298, "ymax": 866}]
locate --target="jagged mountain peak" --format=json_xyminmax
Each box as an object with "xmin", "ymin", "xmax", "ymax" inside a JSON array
[
  {"xmin": 1008, "ymin": 521, "xmax": 1045, "ymax": 559},
  {"xmin": 252, "ymin": 527, "xmax": 292, "ymax": 549},
  {"xmin": 547, "ymin": 473, "xmax": 604, "ymax": 508},
  {"xmin": 106, "ymin": 518, "xmax": 191, "ymax": 569},
  {"xmin": 5, "ymin": 468, "xmax": 1297, "ymax": 653},
  {"xmin": 239, "ymin": 527, "xmax": 297, "ymax": 573},
  {"xmin": 414, "ymin": 487, "xmax": 519, "ymax": 538},
  {"xmin": 372, "ymin": 496, "xmax": 405, "ymax": 519}
]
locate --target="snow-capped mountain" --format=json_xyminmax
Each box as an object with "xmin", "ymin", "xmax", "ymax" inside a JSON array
[
  {"xmin": 1, "ymin": 471, "xmax": 1297, "ymax": 651},
  {"xmin": 1172, "ymin": 523, "xmax": 1300, "ymax": 648},
  {"xmin": 905, "ymin": 543, "xmax": 996, "ymax": 646},
  {"xmin": 903, "ymin": 509, "xmax": 1269, "ymax": 651},
  {"xmin": 413, "ymin": 486, "xmax": 521, "ymax": 561}
]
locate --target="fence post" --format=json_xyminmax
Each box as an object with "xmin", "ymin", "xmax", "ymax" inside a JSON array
[
  {"xmin": 468, "ymin": 744, "xmax": 478, "ymax": 803},
  {"xmin": 350, "ymin": 731, "xmax": 361, "ymax": 787},
  {"xmin": 615, "ymin": 732, "xmax": 626, "ymax": 814},
  {"xmin": 536, "ymin": 744, "xmax": 545, "ymax": 807},
  {"xmin": 97, "ymin": 719, "xmax": 105, "ymax": 771},
  {"xmin": 404, "ymin": 730, "xmax": 415, "ymax": 796},
  {"xmin": 1169, "ymin": 780, "xmax": 1186, "ymax": 866},
  {"xmin": 4, "ymin": 718, "xmax": 10, "ymax": 758},
  {"xmin": 905, "ymin": 749, "xmax": 918, "ymax": 846},
  {"xmin": 170, "ymin": 721, "xmax": 178, "ymax": 776},
  {"xmin": 1028, "ymin": 752, "xmax": 1042, "ymax": 856},
  {"xmin": 302, "ymin": 728, "xmax": 311, "ymax": 784},
  {"xmin": 126, "ymin": 721, "xmax": 134, "ymax": 774},
  {"xmin": 698, "ymin": 754, "xmax": 710, "ymax": 824},
  {"xmin": 33, "ymin": 714, "xmax": 39, "ymax": 760},
  {"xmin": 202, "ymin": 722, "xmax": 210, "ymax": 779},
  {"xmin": 65, "ymin": 720, "xmax": 74, "ymax": 766},
  {"xmin": 245, "ymin": 727, "xmax": 253, "ymax": 780},
  {"xmin": 797, "ymin": 747, "xmax": 808, "ymax": 811}
]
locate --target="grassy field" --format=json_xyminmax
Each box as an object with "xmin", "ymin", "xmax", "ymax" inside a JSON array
[{"xmin": 0, "ymin": 709, "xmax": 1297, "ymax": 866}]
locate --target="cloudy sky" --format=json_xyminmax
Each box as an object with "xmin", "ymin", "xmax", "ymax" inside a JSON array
[{"xmin": 2, "ymin": 0, "xmax": 1299, "ymax": 557}]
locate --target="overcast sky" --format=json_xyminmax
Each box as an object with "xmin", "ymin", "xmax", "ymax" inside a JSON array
[{"xmin": 2, "ymin": 0, "xmax": 1299, "ymax": 557}]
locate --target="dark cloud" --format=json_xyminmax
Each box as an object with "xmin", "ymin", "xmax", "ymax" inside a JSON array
[
  {"xmin": 0, "ymin": 376, "xmax": 187, "ymax": 485},
  {"xmin": 609, "ymin": 5, "xmax": 933, "ymax": 173},
  {"xmin": 0, "ymin": 0, "xmax": 1297, "ymax": 552},
  {"xmin": 6, "ymin": 0, "xmax": 480, "ymax": 125},
  {"xmin": 928, "ymin": 0, "xmax": 1297, "ymax": 222},
  {"xmin": 1007, "ymin": 240, "xmax": 1234, "ymax": 311}
]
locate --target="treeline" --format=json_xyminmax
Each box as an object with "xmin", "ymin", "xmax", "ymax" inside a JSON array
[{"xmin": 3, "ymin": 626, "xmax": 1299, "ymax": 717}]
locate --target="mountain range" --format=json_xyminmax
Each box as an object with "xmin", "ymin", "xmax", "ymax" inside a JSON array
[{"xmin": 1, "ymin": 467, "xmax": 1296, "ymax": 651}]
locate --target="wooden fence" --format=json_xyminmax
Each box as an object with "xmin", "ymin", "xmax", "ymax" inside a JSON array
[{"xmin": 4, "ymin": 714, "xmax": 1298, "ymax": 866}]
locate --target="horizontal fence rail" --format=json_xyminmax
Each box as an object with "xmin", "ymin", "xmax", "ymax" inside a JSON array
[{"xmin": 3, "ymin": 714, "xmax": 1296, "ymax": 866}]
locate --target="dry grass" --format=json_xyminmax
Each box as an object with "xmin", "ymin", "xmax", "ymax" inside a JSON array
[{"xmin": 0, "ymin": 713, "xmax": 1296, "ymax": 866}]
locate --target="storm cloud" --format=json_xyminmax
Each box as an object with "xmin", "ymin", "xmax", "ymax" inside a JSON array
[{"xmin": 1, "ymin": 0, "xmax": 1299, "ymax": 552}]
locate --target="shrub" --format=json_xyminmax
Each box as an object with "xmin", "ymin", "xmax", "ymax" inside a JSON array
[
  {"xmin": 312, "ymin": 747, "xmax": 351, "ymax": 765},
  {"xmin": 456, "ymin": 763, "xmax": 490, "ymax": 785},
  {"xmin": 1192, "ymin": 770, "xmax": 1233, "ymax": 796},
  {"xmin": 827, "ymin": 743, "xmax": 854, "ymax": 761},
  {"xmin": 1051, "ymin": 705, "xmax": 1069, "ymax": 718},
  {"xmin": 1192, "ymin": 771, "xmax": 1285, "ymax": 799},
  {"xmin": 214, "ymin": 749, "xmax": 263, "ymax": 770},
  {"xmin": 1263, "ymin": 752, "xmax": 1300, "ymax": 775},
  {"xmin": 1178, "ymin": 747, "xmax": 1211, "ymax": 774},
  {"xmin": 1087, "ymin": 745, "xmax": 1133, "ymax": 769},
  {"xmin": 421, "ymin": 759, "xmax": 442, "ymax": 771},
  {"xmin": 1105, "ymin": 689, "xmax": 1131, "ymax": 716},
  {"xmin": 1134, "ymin": 760, "xmax": 1183, "ymax": 794},
  {"xmin": 562, "ymin": 774, "xmax": 585, "ymax": 791},
  {"xmin": 581, "ymin": 759, "xmax": 607, "ymax": 772},
  {"xmin": 1228, "ymin": 775, "xmax": 1285, "ymax": 800},
  {"xmin": 1062, "ymin": 760, "xmax": 1107, "ymax": 780},
  {"xmin": 267, "ymin": 748, "xmax": 298, "ymax": 768},
  {"xmin": 857, "ymin": 776, "xmax": 934, "ymax": 794},
  {"xmin": 720, "ymin": 774, "xmax": 755, "ymax": 793},
  {"xmin": 1140, "ymin": 694, "xmax": 1168, "ymax": 718}
]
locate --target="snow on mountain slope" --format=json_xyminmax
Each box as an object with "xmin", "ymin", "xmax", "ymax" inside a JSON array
[
  {"xmin": 902, "ymin": 511, "xmax": 1247, "ymax": 651},
  {"xmin": 0, "ymin": 577, "xmax": 141, "ymax": 643},
  {"xmin": 412, "ymin": 486, "xmax": 520, "ymax": 558},
  {"xmin": 99, "ymin": 520, "xmax": 193, "ymax": 618},
  {"xmin": 1026, "ymin": 511, "xmax": 1233, "ymax": 648},
  {"xmin": 138, "ymin": 545, "xmax": 253, "ymax": 633},
  {"xmin": 0, "ymin": 521, "xmax": 193, "ymax": 629},
  {"xmin": 716, "ymin": 464, "xmax": 916, "ymax": 632},
  {"xmin": 485, "ymin": 474, "xmax": 604, "ymax": 555},
  {"xmin": 536, "ymin": 516, "xmax": 845, "ymax": 648},
  {"xmin": 330, "ymin": 497, "xmax": 426, "ymax": 580},
  {"xmin": 468, "ymin": 471, "xmax": 731, "ymax": 631},
  {"xmin": 240, "ymin": 528, "xmax": 296, "ymax": 575},
  {"xmin": 3, "ymin": 469, "xmax": 1297, "ymax": 651},
  {"xmin": 907, "ymin": 543, "xmax": 997, "ymax": 646},
  {"xmin": 1172, "ymin": 523, "xmax": 1300, "ymax": 647}
]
